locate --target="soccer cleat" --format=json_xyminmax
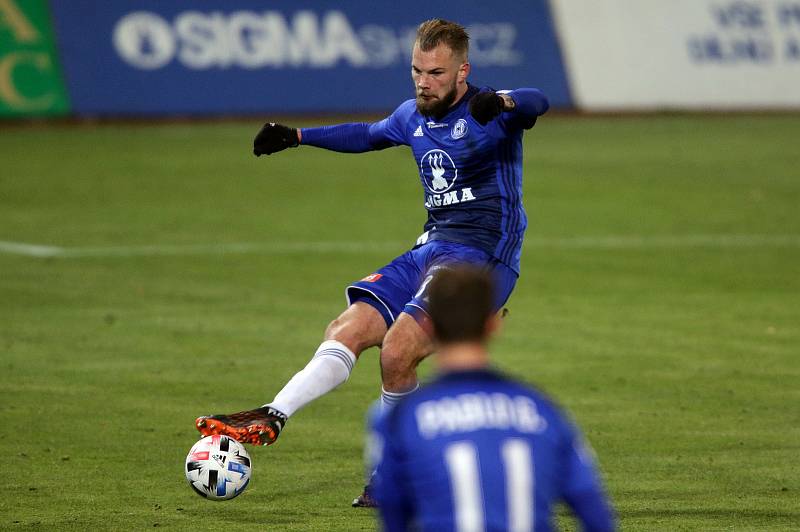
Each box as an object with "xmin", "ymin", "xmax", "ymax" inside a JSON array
[
  {"xmin": 195, "ymin": 406, "xmax": 287, "ymax": 446},
  {"xmin": 351, "ymin": 484, "xmax": 378, "ymax": 508}
]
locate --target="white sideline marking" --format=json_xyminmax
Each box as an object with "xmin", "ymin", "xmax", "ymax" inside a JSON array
[
  {"xmin": 0, "ymin": 240, "xmax": 404, "ymax": 258},
  {"xmin": 0, "ymin": 241, "xmax": 65, "ymax": 257},
  {"xmin": 1, "ymin": 235, "xmax": 799, "ymax": 259}
]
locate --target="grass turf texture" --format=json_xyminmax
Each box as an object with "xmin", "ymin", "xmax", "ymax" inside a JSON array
[{"xmin": 1, "ymin": 115, "xmax": 799, "ymax": 530}]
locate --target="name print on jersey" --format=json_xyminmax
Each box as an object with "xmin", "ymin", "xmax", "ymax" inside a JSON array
[
  {"xmin": 420, "ymin": 149, "xmax": 477, "ymax": 209},
  {"xmin": 414, "ymin": 392, "xmax": 548, "ymax": 439}
]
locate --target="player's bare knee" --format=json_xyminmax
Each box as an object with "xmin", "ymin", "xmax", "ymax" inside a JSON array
[
  {"xmin": 323, "ymin": 303, "xmax": 386, "ymax": 355},
  {"xmin": 323, "ymin": 316, "xmax": 347, "ymax": 341},
  {"xmin": 324, "ymin": 317, "xmax": 364, "ymax": 353}
]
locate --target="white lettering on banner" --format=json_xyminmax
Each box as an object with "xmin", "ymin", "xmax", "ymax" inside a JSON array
[{"xmin": 112, "ymin": 11, "xmax": 523, "ymax": 70}]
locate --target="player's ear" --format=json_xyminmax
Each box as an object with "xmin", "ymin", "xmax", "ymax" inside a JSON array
[
  {"xmin": 485, "ymin": 312, "xmax": 503, "ymax": 339},
  {"xmin": 458, "ymin": 62, "xmax": 470, "ymax": 83}
]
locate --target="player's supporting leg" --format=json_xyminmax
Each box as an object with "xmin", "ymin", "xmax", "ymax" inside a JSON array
[
  {"xmin": 379, "ymin": 313, "xmax": 433, "ymax": 403},
  {"xmin": 196, "ymin": 302, "xmax": 387, "ymax": 446},
  {"xmin": 352, "ymin": 313, "xmax": 433, "ymax": 507}
]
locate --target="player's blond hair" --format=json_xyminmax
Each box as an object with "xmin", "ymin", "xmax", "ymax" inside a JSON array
[{"xmin": 415, "ymin": 19, "xmax": 469, "ymax": 61}]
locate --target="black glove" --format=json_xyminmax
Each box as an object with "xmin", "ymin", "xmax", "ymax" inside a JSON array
[
  {"xmin": 253, "ymin": 122, "xmax": 299, "ymax": 156},
  {"xmin": 469, "ymin": 92, "xmax": 506, "ymax": 125}
]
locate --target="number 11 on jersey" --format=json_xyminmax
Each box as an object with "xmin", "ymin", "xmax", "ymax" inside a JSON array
[{"xmin": 444, "ymin": 438, "xmax": 534, "ymax": 532}]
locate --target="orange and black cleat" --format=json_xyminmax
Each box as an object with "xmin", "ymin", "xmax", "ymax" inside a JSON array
[{"xmin": 195, "ymin": 406, "xmax": 287, "ymax": 446}]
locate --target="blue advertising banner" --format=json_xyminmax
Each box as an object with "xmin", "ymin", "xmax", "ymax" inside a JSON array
[{"xmin": 49, "ymin": 0, "xmax": 571, "ymax": 115}]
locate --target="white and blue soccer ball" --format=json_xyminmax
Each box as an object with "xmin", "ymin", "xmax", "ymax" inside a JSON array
[{"xmin": 185, "ymin": 435, "xmax": 252, "ymax": 500}]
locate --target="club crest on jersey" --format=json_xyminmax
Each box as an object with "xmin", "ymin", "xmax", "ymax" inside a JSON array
[
  {"xmin": 419, "ymin": 149, "xmax": 458, "ymax": 193},
  {"xmin": 451, "ymin": 119, "xmax": 468, "ymax": 139}
]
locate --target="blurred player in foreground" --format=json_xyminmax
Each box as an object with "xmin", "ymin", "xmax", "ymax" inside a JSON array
[
  {"xmin": 196, "ymin": 18, "xmax": 550, "ymax": 505},
  {"xmin": 370, "ymin": 266, "xmax": 616, "ymax": 531}
]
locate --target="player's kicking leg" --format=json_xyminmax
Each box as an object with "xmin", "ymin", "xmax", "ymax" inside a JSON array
[{"xmin": 196, "ymin": 302, "xmax": 387, "ymax": 445}]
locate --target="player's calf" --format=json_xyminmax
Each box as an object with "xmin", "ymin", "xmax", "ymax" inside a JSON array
[{"xmin": 379, "ymin": 313, "xmax": 433, "ymax": 393}]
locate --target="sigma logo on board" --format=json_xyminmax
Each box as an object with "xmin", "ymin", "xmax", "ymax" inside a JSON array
[{"xmin": 112, "ymin": 10, "xmax": 523, "ymax": 70}]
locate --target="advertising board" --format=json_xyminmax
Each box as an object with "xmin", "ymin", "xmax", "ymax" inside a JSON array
[
  {"xmin": 49, "ymin": 1, "xmax": 572, "ymax": 115},
  {"xmin": 551, "ymin": 0, "xmax": 800, "ymax": 109},
  {"xmin": 0, "ymin": 0, "xmax": 69, "ymax": 117}
]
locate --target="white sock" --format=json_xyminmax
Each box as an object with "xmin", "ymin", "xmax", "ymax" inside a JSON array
[
  {"xmin": 267, "ymin": 340, "xmax": 356, "ymax": 417},
  {"xmin": 380, "ymin": 383, "xmax": 419, "ymax": 413}
]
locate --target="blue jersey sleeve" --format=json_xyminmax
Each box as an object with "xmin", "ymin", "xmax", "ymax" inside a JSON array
[
  {"xmin": 496, "ymin": 88, "xmax": 549, "ymax": 132},
  {"xmin": 508, "ymin": 88, "xmax": 549, "ymax": 118},
  {"xmin": 560, "ymin": 424, "xmax": 616, "ymax": 531},
  {"xmin": 299, "ymin": 100, "xmax": 413, "ymax": 153},
  {"xmin": 368, "ymin": 99, "xmax": 415, "ymax": 147},
  {"xmin": 371, "ymin": 410, "xmax": 414, "ymax": 532}
]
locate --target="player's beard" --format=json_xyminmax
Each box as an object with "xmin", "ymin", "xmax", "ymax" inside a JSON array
[{"xmin": 416, "ymin": 83, "xmax": 458, "ymax": 119}]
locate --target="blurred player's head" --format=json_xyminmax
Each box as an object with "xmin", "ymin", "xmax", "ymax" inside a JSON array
[
  {"xmin": 427, "ymin": 266, "xmax": 499, "ymax": 355},
  {"xmin": 412, "ymin": 19, "xmax": 471, "ymax": 118}
]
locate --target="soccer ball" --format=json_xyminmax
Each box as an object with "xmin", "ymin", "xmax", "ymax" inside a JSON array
[{"xmin": 185, "ymin": 435, "xmax": 252, "ymax": 500}]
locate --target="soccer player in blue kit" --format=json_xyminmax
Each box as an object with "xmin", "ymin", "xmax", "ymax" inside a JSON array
[
  {"xmin": 195, "ymin": 18, "xmax": 550, "ymax": 505},
  {"xmin": 370, "ymin": 266, "xmax": 615, "ymax": 531}
]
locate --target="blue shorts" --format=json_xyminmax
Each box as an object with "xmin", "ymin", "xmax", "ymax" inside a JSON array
[{"xmin": 346, "ymin": 240, "xmax": 518, "ymax": 328}]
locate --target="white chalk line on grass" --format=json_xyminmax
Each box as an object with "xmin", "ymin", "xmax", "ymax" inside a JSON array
[
  {"xmin": 0, "ymin": 241, "xmax": 65, "ymax": 258},
  {"xmin": 1, "ymin": 235, "xmax": 799, "ymax": 259},
  {"xmin": 0, "ymin": 240, "xmax": 403, "ymax": 258}
]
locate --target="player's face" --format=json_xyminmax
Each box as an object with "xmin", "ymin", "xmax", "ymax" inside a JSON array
[{"xmin": 412, "ymin": 43, "xmax": 469, "ymax": 118}]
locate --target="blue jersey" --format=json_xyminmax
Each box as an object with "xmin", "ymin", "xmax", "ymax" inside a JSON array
[
  {"xmin": 370, "ymin": 369, "xmax": 615, "ymax": 532},
  {"xmin": 301, "ymin": 85, "xmax": 548, "ymax": 273}
]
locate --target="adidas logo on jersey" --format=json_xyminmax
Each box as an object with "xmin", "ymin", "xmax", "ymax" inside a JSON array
[{"xmin": 413, "ymin": 125, "xmax": 424, "ymax": 137}]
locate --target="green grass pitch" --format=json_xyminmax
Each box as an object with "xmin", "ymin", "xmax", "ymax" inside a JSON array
[{"xmin": 1, "ymin": 114, "xmax": 799, "ymax": 530}]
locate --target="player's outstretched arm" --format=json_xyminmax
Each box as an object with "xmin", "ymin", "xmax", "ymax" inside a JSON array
[
  {"xmin": 254, "ymin": 102, "xmax": 411, "ymax": 156},
  {"xmin": 253, "ymin": 121, "xmax": 397, "ymax": 155}
]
